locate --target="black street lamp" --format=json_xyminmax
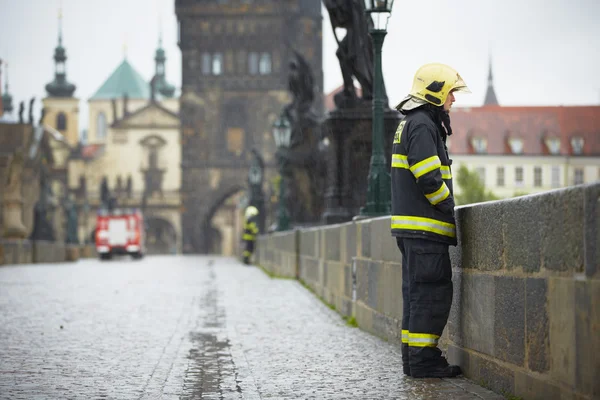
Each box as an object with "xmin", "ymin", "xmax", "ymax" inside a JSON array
[
  {"xmin": 272, "ymin": 114, "xmax": 292, "ymax": 231},
  {"xmin": 360, "ymin": 0, "xmax": 394, "ymax": 217}
]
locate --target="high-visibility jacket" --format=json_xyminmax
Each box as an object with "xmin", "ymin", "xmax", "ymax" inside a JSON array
[
  {"xmin": 390, "ymin": 108, "xmax": 457, "ymax": 245},
  {"xmin": 242, "ymin": 217, "xmax": 259, "ymax": 242}
]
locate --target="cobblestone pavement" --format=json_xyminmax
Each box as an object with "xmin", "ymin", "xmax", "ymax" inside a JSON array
[{"xmin": 0, "ymin": 256, "xmax": 504, "ymax": 399}]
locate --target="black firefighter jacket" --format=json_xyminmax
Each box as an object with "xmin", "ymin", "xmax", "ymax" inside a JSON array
[{"xmin": 390, "ymin": 108, "xmax": 457, "ymax": 246}]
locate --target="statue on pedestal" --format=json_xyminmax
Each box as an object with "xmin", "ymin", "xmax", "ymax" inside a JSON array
[
  {"xmin": 276, "ymin": 51, "xmax": 325, "ymax": 224},
  {"xmin": 64, "ymin": 194, "xmax": 79, "ymax": 245},
  {"xmin": 29, "ymin": 162, "xmax": 56, "ymax": 241},
  {"xmin": 2, "ymin": 150, "xmax": 28, "ymax": 239}
]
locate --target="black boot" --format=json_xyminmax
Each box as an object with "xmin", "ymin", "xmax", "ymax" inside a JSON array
[{"xmin": 411, "ymin": 357, "xmax": 462, "ymax": 378}]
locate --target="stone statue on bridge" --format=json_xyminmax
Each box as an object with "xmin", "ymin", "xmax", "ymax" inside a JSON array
[
  {"xmin": 276, "ymin": 51, "xmax": 326, "ymax": 225},
  {"xmin": 2, "ymin": 150, "xmax": 28, "ymax": 239}
]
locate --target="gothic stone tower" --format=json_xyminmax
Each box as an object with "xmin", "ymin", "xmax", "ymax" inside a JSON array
[{"xmin": 176, "ymin": 0, "xmax": 323, "ymax": 254}]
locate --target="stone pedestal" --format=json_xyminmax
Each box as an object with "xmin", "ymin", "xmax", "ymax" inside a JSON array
[
  {"xmin": 0, "ymin": 239, "xmax": 33, "ymax": 265},
  {"xmin": 65, "ymin": 244, "xmax": 80, "ymax": 262},
  {"xmin": 321, "ymin": 105, "xmax": 401, "ymax": 224}
]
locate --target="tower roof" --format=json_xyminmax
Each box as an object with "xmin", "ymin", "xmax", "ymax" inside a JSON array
[
  {"xmin": 2, "ymin": 61, "xmax": 14, "ymax": 114},
  {"xmin": 45, "ymin": 8, "xmax": 76, "ymax": 98},
  {"xmin": 91, "ymin": 59, "xmax": 150, "ymax": 100},
  {"xmin": 483, "ymin": 57, "xmax": 499, "ymax": 106}
]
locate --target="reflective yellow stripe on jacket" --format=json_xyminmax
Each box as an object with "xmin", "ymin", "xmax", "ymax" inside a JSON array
[
  {"xmin": 425, "ymin": 182, "xmax": 450, "ymax": 205},
  {"xmin": 410, "ymin": 155, "xmax": 441, "ymax": 179},
  {"xmin": 391, "ymin": 215, "xmax": 456, "ymax": 238},
  {"xmin": 441, "ymin": 165, "xmax": 452, "ymax": 180}
]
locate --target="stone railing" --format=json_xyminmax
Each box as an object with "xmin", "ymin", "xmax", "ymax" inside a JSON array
[{"xmin": 256, "ymin": 182, "xmax": 599, "ymax": 400}]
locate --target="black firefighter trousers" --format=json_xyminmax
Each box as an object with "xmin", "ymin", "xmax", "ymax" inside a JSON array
[{"xmin": 396, "ymin": 237, "xmax": 453, "ymax": 374}]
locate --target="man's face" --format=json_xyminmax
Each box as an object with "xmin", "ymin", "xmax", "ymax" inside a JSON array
[{"xmin": 443, "ymin": 91, "xmax": 456, "ymax": 112}]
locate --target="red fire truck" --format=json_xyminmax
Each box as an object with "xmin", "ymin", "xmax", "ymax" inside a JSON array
[{"xmin": 95, "ymin": 208, "xmax": 145, "ymax": 260}]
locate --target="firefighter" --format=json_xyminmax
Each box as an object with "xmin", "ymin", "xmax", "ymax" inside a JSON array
[
  {"xmin": 242, "ymin": 206, "xmax": 259, "ymax": 265},
  {"xmin": 391, "ymin": 63, "xmax": 470, "ymax": 378}
]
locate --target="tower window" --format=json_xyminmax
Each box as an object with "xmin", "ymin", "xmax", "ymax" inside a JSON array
[
  {"xmin": 212, "ymin": 53, "xmax": 223, "ymax": 75},
  {"xmin": 259, "ymin": 53, "xmax": 272, "ymax": 75},
  {"xmin": 57, "ymin": 112, "xmax": 67, "ymax": 131},
  {"xmin": 97, "ymin": 112, "xmax": 107, "ymax": 140},
  {"xmin": 248, "ymin": 52, "xmax": 259, "ymax": 75},
  {"xmin": 202, "ymin": 53, "xmax": 211, "ymax": 75}
]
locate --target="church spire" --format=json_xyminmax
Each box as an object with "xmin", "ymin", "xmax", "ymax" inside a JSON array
[
  {"xmin": 153, "ymin": 29, "xmax": 175, "ymax": 98},
  {"xmin": 45, "ymin": 7, "xmax": 76, "ymax": 97},
  {"xmin": 483, "ymin": 55, "xmax": 499, "ymax": 106},
  {"xmin": 2, "ymin": 61, "xmax": 14, "ymax": 114}
]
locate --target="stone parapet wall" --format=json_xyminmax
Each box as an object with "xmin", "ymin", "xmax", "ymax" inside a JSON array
[
  {"xmin": 0, "ymin": 240, "xmax": 97, "ymax": 265},
  {"xmin": 256, "ymin": 182, "xmax": 599, "ymax": 400}
]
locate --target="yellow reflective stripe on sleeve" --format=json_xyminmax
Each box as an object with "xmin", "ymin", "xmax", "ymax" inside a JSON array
[
  {"xmin": 410, "ymin": 156, "xmax": 441, "ymax": 179},
  {"xmin": 242, "ymin": 234, "xmax": 255, "ymax": 241},
  {"xmin": 391, "ymin": 216, "xmax": 456, "ymax": 238},
  {"xmin": 408, "ymin": 332, "xmax": 440, "ymax": 347},
  {"xmin": 441, "ymin": 165, "xmax": 452, "ymax": 179},
  {"xmin": 401, "ymin": 329, "xmax": 409, "ymax": 344},
  {"xmin": 391, "ymin": 154, "xmax": 409, "ymax": 169},
  {"xmin": 243, "ymin": 250, "xmax": 251, "ymax": 257},
  {"xmin": 425, "ymin": 182, "xmax": 450, "ymax": 205}
]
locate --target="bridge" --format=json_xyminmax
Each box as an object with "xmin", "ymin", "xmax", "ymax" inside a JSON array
[{"xmin": 0, "ymin": 183, "xmax": 597, "ymax": 399}]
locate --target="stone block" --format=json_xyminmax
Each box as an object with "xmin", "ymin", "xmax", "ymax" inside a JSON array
[
  {"xmin": 514, "ymin": 370, "xmax": 562, "ymax": 400},
  {"xmin": 367, "ymin": 261, "xmax": 381, "ymax": 310},
  {"xmin": 494, "ymin": 276, "xmax": 525, "ymax": 366},
  {"xmin": 457, "ymin": 202, "xmax": 504, "ymax": 271},
  {"xmin": 574, "ymin": 280, "xmax": 600, "ymax": 398},
  {"xmin": 65, "ymin": 245, "xmax": 80, "ymax": 262},
  {"xmin": 299, "ymin": 229, "xmax": 317, "ymax": 258},
  {"xmin": 0, "ymin": 240, "xmax": 32, "ymax": 265},
  {"xmin": 359, "ymin": 221, "xmax": 371, "ymax": 258},
  {"xmin": 324, "ymin": 226, "xmax": 340, "ymax": 261},
  {"xmin": 355, "ymin": 259, "xmax": 370, "ymax": 306},
  {"xmin": 583, "ymin": 183, "xmax": 599, "ymax": 277},
  {"xmin": 548, "ymin": 278, "xmax": 576, "ymax": 387},
  {"xmin": 541, "ymin": 186, "xmax": 584, "ymax": 272},
  {"xmin": 454, "ymin": 273, "xmax": 496, "ymax": 357},
  {"xmin": 525, "ymin": 278, "xmax": 549, "ymax": 373},
  {"xmin": 478, "ymin": 356, "xmax": 515, "ymax": 396},
  {"xmin": 503, "ymin": 197, "xmax": 542, "ymax": 272},
  {"xmin": 344, "ymin": 223, "xmax": 357, "ymax": 265},
  {"xmin": 380, "ymin": 262, "xmax": 403, "ymax": 321}
]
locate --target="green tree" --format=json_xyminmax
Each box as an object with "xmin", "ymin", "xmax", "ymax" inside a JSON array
[{"xmin": 454, "ymin": 165, "xmax": 499, "ymax": 205}]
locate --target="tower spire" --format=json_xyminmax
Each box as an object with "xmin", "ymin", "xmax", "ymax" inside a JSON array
[
  {"xmin": 45, "ymin": 6, "xmax": 76, "ymax": 97},
  {"xmin": 2, "ymin": 61, "xmax": 14, "ymax": 114},
  {"xmin": 483, "ymin": 54, "xmax": 499, "ymax": 106}
]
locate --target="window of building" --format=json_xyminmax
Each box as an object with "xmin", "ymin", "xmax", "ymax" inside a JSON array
[
  {"xmin": 476, "ymin": 167, "xmax": 486, "ymax": 185},
  {"xmin": 574, "ymin": 168, "xmax": 584, "ymax": 185},
  {"xmin": 96, "ymin": 112, "xmax": 107, "ymax": 140},
  {"xmin": 56, "ymin": 112, "xmax": 67, "ymax": 131},
  {"xmin": 212, "ymin": 53, "xmax": 223, "ymax": 75},
  {"xmin": 259, "ymin": 52, "xmax": 272, "ymax": 75},
  {"xmin": 202, "ymin": 53, "xmax": 211, "ymax": 75},
  {"xmin": 496, "ymin": 166, "xmax": 505, "ymax": 187},
  {"xmin": 534, "ymin": 166, "xmax": 542, "ymax": 187},
  {"xmin": 248, "ymin": 52, "xmax": 259, "ymax": 75},
  {"xmin": 515, "ymin": 166, "xmax": 524, "ymax": 186},
  {"xmin": 545, "ymin": 137, "xmax": 561, "ymax": 154},
  {"xmin": 471, "ymin": 137, "xmax": 487, "ymax": 154},
  {"xmin": 551, "ymin": 166, "xmax": 560, "ymax": 187},
  {"xmin": 508, "ymin": 138, "xmax": 524, "ymax": 154},
  {"xmin": 571, "ymin": 137, "xmax": 584, "ymax": 155}
]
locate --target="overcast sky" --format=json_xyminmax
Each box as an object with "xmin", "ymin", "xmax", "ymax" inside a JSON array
[{"xmin": 1, "ymin": 0, "xmax": 599, "ymax": 131}]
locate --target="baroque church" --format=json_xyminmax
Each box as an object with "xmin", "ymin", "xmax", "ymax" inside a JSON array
[
  {"xmin": 40, "ymin": 11, "xmax": 183, "ymax": 254},
  {"xmin": 175, "ymin": 0, "xmax": 323, "ymax": 254}
]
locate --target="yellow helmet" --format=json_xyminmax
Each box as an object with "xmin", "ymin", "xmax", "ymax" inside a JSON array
[
  {"xmin": 396, "ymin": 63, "xmax": 471, "ymax": 111},
  {"xmin": 245, "ymin": 206, "xmax": 259, "ymax": 219}
]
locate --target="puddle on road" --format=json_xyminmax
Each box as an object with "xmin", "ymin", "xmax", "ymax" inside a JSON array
[{"xmin": 181, "ymin": 264, "xmax": 243, "ymax": 399}]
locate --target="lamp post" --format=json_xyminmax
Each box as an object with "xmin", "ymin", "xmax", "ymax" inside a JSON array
[
  {"xmin": 360, "ymin": 0, "xmax": 394, "ymax": 217},
  {"xmin": 272, "ymin": 114, "xmax": 292, "ymax": 231}
]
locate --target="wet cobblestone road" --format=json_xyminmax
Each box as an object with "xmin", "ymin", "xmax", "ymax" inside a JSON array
[{"xmin": 0, "ymin": 256, "xmax": 504, "ymax": 399}]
